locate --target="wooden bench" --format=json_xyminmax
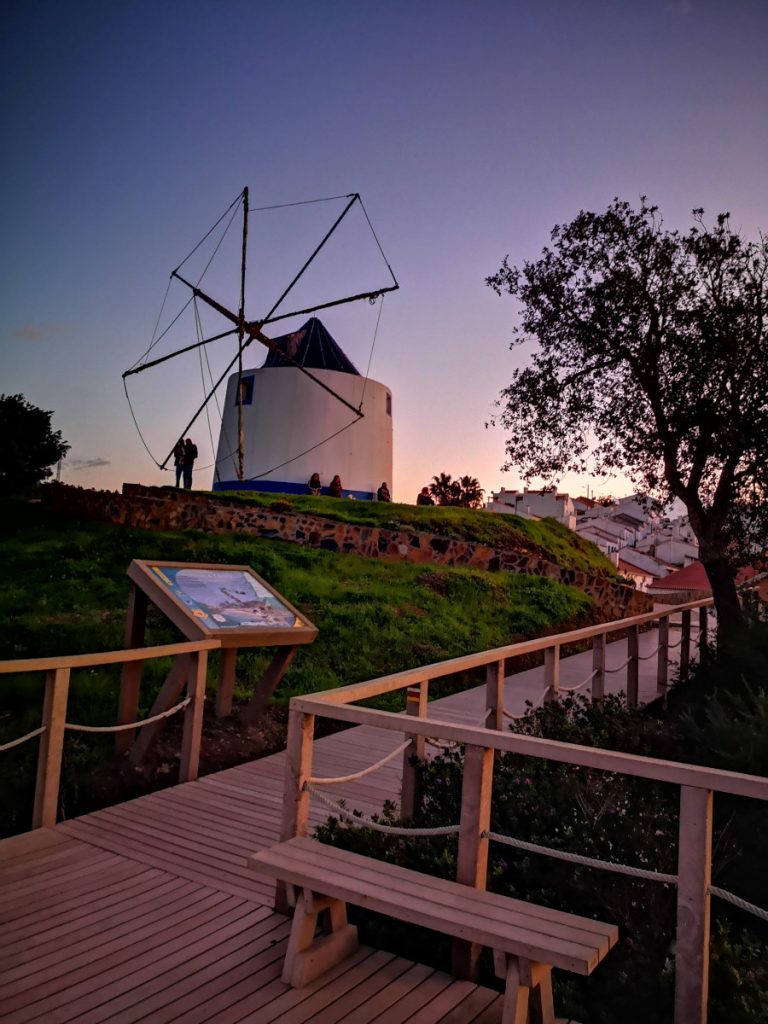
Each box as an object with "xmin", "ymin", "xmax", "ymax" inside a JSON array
[{"xmin": 248, "ymin": 835, "xmax": 618, "ymax": 1024}]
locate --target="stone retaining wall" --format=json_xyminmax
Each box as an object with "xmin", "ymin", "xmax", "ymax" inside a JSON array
[{"xmin": 43, "ymin": 483, "xmax": 653, "ymax": 620}]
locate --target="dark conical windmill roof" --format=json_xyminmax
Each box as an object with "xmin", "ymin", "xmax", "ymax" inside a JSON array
[{"xmin": 262, "ymin": 317, "xmax": 360, "ymax": 375}]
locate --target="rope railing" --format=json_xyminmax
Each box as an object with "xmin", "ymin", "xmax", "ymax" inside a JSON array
[
  {"xmin": 709, "ymin": 885, "xmax": 768, "ymax": 923},
  {"xmin": 637, "ymin": 646, "xmax": 661, "ymax": 661},
  {"xmin": 308, "ymin": 787, "xmax": 768, "ymax": 920},
  {"xmin": 604, "ymin": 657, "xmax": 632, "ymax": 675},
  {"xmin": 305, "ymin": 782, "xmax": 460, "ymax": 836},
  {"xmin": 308, "ymin": 740, "xmax": 412, "ymax": 785},
  {"xmin": 65, "ymin": 697, "xmax": 191, "ymax": 734},
  {"xmin": 502, "ymin": 685, "xmax": 551, "ymax": 720},
  {"xmin": 425, "ymin": 736, "xmax": 464, "ymax": 751},
  {"xmin": 0, "ymin": 725, "xmax": 46, "ymax": 753},
  {"xmin": 558, "ymin": 670, "xmax": 596, "ymax": 693},
  {"xmin": 667, "ymin": 636, "xmax": 683, "ymax": 650},
  {"xmin": 483, "ymin": 829, "xmax": 678, "ymax": 885}
]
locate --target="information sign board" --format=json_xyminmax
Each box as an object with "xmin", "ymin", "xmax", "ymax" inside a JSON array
[{"xmin": 127, "ymin": 560, "xmax": 318, "ymax": 648}]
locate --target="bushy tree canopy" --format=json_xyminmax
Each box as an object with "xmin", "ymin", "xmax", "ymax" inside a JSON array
[
  {"xmin": 487, "ymin": 199, "xmax": 768, "ymax": 630},
  {"xmin": 429, "ymin": 473, "xmax": 485, "ymax": 508},
  {"xmin": 0, "ymin": 394, "xmax": 69, "ymax": 497}
]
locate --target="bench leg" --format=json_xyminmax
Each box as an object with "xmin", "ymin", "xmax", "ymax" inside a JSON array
[
  {"xmin": 282, "ymin": 889, "xmax": 358, "ymax": 988},
  {"xmin": 496, "ymin": 953, "xmax": 556, "ymax": 1024}
]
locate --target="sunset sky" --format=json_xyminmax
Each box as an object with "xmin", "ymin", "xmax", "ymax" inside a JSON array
[{"xmin": 2, "ymin": 0, "xmax": 767, "ymax": 502}]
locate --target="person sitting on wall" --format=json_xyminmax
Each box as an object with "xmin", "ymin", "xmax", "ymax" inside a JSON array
[
  {"xmin": 307, "ymin": 472, "xmax": 322, "ymax": 495},
  {"xmin": 183, "ymin": 438, "xmax": 198, "ymax": 490},
  {"xmin": 173, "ymin": 439, "xmax": 185, "ymax": 488},
  {"xmin": 377, "ymin": 482, "xmax": 391, "ymax": 502},
  {"xmin": 416, "ymin": 486, "xmax": 434, "ymax": 506},
  {"xmin": 328, "ymin": 475, "xmax": 343, "ymax": 498}
]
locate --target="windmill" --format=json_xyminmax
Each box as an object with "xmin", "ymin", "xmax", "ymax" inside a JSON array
[{"xmin": 123, "ymin": 189, "xmax": 398, "ymax": 494}]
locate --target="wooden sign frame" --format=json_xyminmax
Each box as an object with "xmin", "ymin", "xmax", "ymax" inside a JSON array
[
  {"xmin": 127, "ymin": 560, "xmax": 318, "ymax": 648},
  {"xmin": 118, "ymin": 560, "xmax": 318, "ymax": 757}
]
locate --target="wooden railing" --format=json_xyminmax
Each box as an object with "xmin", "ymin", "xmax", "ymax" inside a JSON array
[
  {"xmin": 279, "ymin": 597, "xmax": 768, "ymax": 1024},
  {"xmin": 0, "ymin": 638, "xmax": 220, "ymax": 829}
]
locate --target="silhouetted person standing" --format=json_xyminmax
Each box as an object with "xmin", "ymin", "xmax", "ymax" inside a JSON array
[
  {"xmin": 173, "ymin": 439, "xmax": 185, "ymax": 488},
  {"xmin": 183, "ymin": 438, "xmax": 198, "ymax": 489}
]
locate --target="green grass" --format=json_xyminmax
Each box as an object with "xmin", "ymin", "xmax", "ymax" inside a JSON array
[
  {"xmin": 0, "ymin": 499, "xmax": 594, "ymax": 835},
  {"xmin": 0, "ymin": 499, "xmax": 593, "ymax": 692},
  {"xmin": 193, "ymin": 488, "xmax": 616, "ymax": 575}
]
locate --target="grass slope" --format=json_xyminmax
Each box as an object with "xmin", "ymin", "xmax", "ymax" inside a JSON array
[
  {"xmin": 0, "ymin": 500, "xmax": 594, "ymax": 835},
  {"xmin": 197, "ymin": 489, "xmax": 616, "ymax": 575}
]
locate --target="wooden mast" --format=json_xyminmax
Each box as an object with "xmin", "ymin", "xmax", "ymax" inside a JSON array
[{"xmin": 237, "ymin": 186, "xmax": 249, "ymax": 482}]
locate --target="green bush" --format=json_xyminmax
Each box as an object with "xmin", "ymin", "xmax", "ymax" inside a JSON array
[{"xmin": 317, "ymin": 693, "xmax": 768, "ymax": 1023}]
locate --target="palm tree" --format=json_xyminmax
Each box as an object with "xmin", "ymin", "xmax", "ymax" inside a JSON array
[
  {"xmin": 429, "ymin": 473, "xmax": 485, "ymax": 508},
  {"xmin": 429, "ymin": 473, "xmax": 455, "ymax": 506},
  {"xmin": 457, "ymin": 475, "xmax": 484, "ymax": 509}
]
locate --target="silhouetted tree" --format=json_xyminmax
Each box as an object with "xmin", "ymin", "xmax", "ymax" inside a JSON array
[
  {"xmin": 0, "ymin": 394, "xmax": 69, "ymax": 497},
  {"xmin": 456, "ymin": 475, "xmax": 485, "ymax": 508},
  {"xmin": 429, "ymin": 473, "xmax": 456, "ymax": 506},
  {"xmin": 487, "ymin": 198, "xmax": 768, "ymax": 634},
  {"xmin": 429, "ymin": 473, "xmax": 485, "ymax": 508}
]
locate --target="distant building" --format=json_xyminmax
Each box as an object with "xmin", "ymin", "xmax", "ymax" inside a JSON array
[
  {"xmin": 647, "ymin": 561, "xmax": 766, "ymax": 605},
  {"xmin": 486, "ymin": 487, "xmax": 576, "ymax": 529},
  {"xmin": 617, "ymin": 547, "xmax": 668, "ymax": 591}
]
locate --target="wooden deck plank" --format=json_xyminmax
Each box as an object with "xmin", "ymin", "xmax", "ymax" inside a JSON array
[
  {"xmin": 0, "ymin": 867, "xmax": 175, "ymax": 952},
  {"xmin": 2, "ymin": 630, "xmax": 668, "ymax": 1023},
  {"xmin": 0, "ymin": 828, "xmax": 72, "ymax": 862},
  {"xmin": 223, "ymin": 946, "xmax": 377, "ymax": 1024},
  {"xmin": 58, "ymin": 913, "xmax": 288, "ymax": 1024},
  {"xmin": 92, "ymin": 798, "xmax": 281, "ymax": 855},
  {"xmin": 0, "ymin": 853, "xmax": 142, "ymax": 922},
  {"xmin": 0, "ymin": 886, "xmax": 230, "ymax": 1006},
  {"xmin": 266, "ymin": 949, "xmax": 397, "ymax": 1024},
  {"xmin": 57, "ymin": 818, "xmax": 274, "ymax": 902},
  {"xmin": 340, "ymin": 962, "xmax": 437, "ymax": 1024},
  {"xmin": 2, "ymin": 895, "xmax": 256, "ymax": 1024},
  {"xmin": 298, "ymin": 950, "xmax": 415, "ymax": 1024},
  {"xmin": 401, "ymin": 980, "xmax": 494, "ymax": 1024},
  {"xmin": 431, "ymin": 985, "xmax": 501, "ymax": 1024},
  {"xmin": 370, "ymin": 969, "xmax": 457, "ymax": 1024},
  {"xmin": 2, "ymin": 874, "xmax": 194, "ymax": 970}
]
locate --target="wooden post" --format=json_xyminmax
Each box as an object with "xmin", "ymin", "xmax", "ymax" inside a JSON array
[
  {"xmin": 627, "ymin": 626, "xmax": 640, "ymax": 707},
  {"xmin": 215, "ymin": 647, "xmax": 237, "ymax": 717},
  {"xmin": 128, "ymin": 654, "xmax": 189, "ymax": 765},
  {"xmin": 699, "ymin": 606, "xmax": 709, "ymax": 663},
  {"xmin": 657, "ymin": 617, "xmax": 669, "ymax": 699},
  {"xmin": 179, "ymin": 649, "xmax": 208, "ymax": 784},
  {"xmin": 401, "ymin": 681, "xmax": 427, "ymax": 820},
  {"xmin": 544, "ymin": 646, "xmax": 559, "ymax": 704},
  {"xmin": 116, "ymin": 582, "xmax": 148, "ymax": 753},
  {"xmin": 32, "ymin": 668, "xmax": 70, "ymax": 829},
  {"xmin": 241, "ymin": 646, "xmax": 298, "ymax": 725},
  {"xmin": 452, "ymin": 743, "xmax": 494, "ymax": 980},
  {"xmin": 674, "ymin": 786, "xmax": 713, "ymax": 1024},
  {"xmin": 485, "ymin": 659, "xmax": 505, "ymax": 729},
  {"xmin": 592, "ymin": 633, "xmax": 605, "ymax": 700},
  {"xmin": 680, "ymin": 610, "xmax": 691, "ymax": 681},
  {"xmin": 276, "ymin": 708, "xmax": 315, "ymax": 914}
]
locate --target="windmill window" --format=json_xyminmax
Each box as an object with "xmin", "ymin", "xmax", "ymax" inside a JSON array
[
  {"xmin": 386, "ymin": 393, "xmax": 392, "ymax": 416},
  {"xmin": 236, "ymin": 376, "xmax": 254, "ymax": 406}
]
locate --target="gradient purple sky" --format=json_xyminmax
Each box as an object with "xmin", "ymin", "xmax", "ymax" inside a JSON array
[{"xmin": 2, "ymin": 0, "xmax": 767, "ymax": 502}]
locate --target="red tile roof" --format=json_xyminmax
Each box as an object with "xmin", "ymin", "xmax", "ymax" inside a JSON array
[{"xmin": 648, "ymin": 561, "xmax": 758, "ymax": 593}]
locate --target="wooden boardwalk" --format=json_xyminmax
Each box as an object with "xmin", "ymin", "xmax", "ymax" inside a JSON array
[{"xmin": 0, "ymin": 625, "xmax": 689, "ymax": 1024}]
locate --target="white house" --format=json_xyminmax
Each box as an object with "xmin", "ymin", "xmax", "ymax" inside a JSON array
[
  {"xmin": 487, "ymin": 487, "xmax": 576, "ymax": 529},
  {"xmin": 617, "ymin": 547, "xmax": 668, "ymax": 591}
]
